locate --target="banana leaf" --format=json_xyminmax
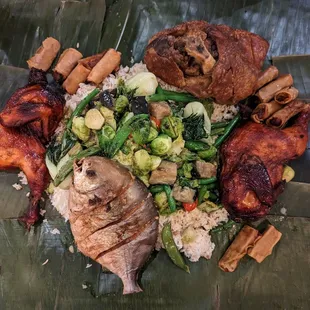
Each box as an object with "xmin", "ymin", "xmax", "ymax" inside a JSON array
[{"xmin": 0, "ymin": 0, "xmax": 310, "ymax": 309}]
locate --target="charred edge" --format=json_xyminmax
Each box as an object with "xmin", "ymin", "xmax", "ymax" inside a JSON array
[
  {"xmin": 95, "ymin": 217, "xmax": 157, "ymax": 261},
  {"xmin": 91, "ymin": 195, "xmax": 150, "ymax": 235}
]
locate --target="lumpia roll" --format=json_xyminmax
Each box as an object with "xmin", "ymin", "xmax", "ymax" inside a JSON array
[
  {"xmin": 63, "ymin": 63, "xmax": 91, "ymax": 95},
  {"xmin": 247, "ymin": 225, "xmax": 282, "ymax": 263},
  {"xmin": 254, "ymin": 66, "xmax": 279, "ymax": 91},
  {"xmin": 274, "ymin": 87, "xmax": 299, "ymax": 105},
  {"xmin": 256, "ymin": 74, "xmax": 294, "ymax": 103},
  {"xmin": 53, "ymin": 48, "xmax": 83, "ymax": 81},
  {"xmin": 27, "ymin": 37, "xmax": 61, "ymax": 71},
  {"xmin": 218, "ymin": 225, "xmax": 260, "ymax": 272},
  {"xmin": 266, "ymin": 100, "xmax": 306, "ymax": 128},
  {"xmin": 79, "ymin": 51, "xmax": 107, "ymax": 70},
  {"xmin": 251, "ymin": 101, "xmax": 283, "ymax": 123},
  {"xmin": 87, "ymin": 49, "xmax": 121, "ymax": 85}
]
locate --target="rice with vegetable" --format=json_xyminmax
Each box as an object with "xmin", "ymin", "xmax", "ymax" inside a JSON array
[{"xmin": 49, "ymin": 62, "xmax": 238, "ymax": 263}]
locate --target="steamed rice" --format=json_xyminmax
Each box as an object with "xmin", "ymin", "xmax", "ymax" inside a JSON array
[{"xmin": 50, "ymin": 61, "xmax": 232, "ymax": 262}]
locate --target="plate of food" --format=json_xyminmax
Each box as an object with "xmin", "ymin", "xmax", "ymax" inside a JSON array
[{"xmin": 0, "ymin": 1, "xmax": 310, "ymax": 309}]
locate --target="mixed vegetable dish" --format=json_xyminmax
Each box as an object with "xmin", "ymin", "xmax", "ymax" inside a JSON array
[{"xmin": 45, "ymin": 71, "xmax": 240, "ymax": 217}]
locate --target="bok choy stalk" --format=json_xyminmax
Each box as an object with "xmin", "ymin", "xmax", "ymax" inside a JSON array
[{"xmin": 54, "ymin": 146, "xmax": 101, "ymax": 186}]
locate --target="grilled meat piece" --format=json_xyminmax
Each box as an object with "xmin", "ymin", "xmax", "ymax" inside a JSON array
[
  {"xmin": 220, "ymin": 106, "xmax": 309, "ymax": 221},
  {"xmin": 0, "ymin": 124, "xmax": 49, "ymax": 228},
  {"xmin": 69, "ymin": 157, "xmax": 158, "ymax": 295},
  {"xmin": 144, "ymin": 21, "xmax": 269, "ymax": 104},
  {"xmin": 0, "ymin": 68, "xmax": 65, "ymax": 143}
]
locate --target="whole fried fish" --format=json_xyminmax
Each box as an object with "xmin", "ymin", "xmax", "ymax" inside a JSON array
[{"xmin": 69, "ymin": 156, "xmax": 158, "ymax": 294}]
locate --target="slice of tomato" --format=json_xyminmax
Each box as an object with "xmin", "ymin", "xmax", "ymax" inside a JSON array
[
  {"xmin": 150, "ymin": 116, "xmax": 161, "ymax": 128},
  {"xmin": 183, "ymin": 199, "xmax": 198, "ymax": 212}
]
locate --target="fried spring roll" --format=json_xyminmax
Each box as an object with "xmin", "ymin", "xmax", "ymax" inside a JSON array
[
  {"xmin": 53, "ymin": 48, "xmax": 83, "ymax": 81},
  {"xmin": 266, "ymin": 100, "xmax": 306, "ymax": 128},
  {"xmin": 218, "ymin": 225, "xmax": 260, "ymax": 272},
  {"xmin": 256, "ymin": 74, "xmax": 294, "ymax": 103},
  {"xmin": 247, "ymin": 225, "xmax": 282, "ymax": 263},
  {"xmin": 27, "ymin": 37, "xmax": 61, "ymax": 71},
  {"xmin": 79, "ymin": 51, "xmax": 107, "ymax": 70},
  {"xmin": 62, "ymin": 52, "xmax": 106, "ymax": 94},
  {"xmin": 274, "ymin": 87, "xmax": 299, "ymax": 105},
  {"xmin": 87, "ymin": 49, "xmax": 121, "ymax": 85},
  {"xmin": 254, "ymin": 66, "xmax": 279, "ymax": 91},
  {"xmin": 251, "ymin": 101, "xmax": 283, "ymax": 123},
  {"xmin": 63, "ymin": 63, "xmax": 91, "ymax": 95}
]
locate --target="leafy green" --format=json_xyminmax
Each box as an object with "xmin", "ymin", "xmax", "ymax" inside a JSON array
[{"xmin": 183, "ymin": 114, "xmax": 206, "ymax": 140}]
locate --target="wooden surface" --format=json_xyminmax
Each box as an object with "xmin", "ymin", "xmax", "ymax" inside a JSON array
[{"xmin": 0, "ymin": 0, "xmax": 310, "ymax": 309}]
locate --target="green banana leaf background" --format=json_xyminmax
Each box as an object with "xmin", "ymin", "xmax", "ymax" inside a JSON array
[{"xmin": 0, "ymin": 0, "xmax": 310, "ymax": 309}]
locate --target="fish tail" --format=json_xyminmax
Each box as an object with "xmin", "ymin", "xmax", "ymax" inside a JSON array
[{"xmin": 122, "ymin": 275, "xmax": 143, "ymax": 295}]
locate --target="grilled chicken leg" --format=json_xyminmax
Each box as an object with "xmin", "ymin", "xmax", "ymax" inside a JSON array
[
  {"xmin": 0, "ymin": 68, "xmax": 64, "ymax": 143},
  {"xmin": 220, "ymin": 106, "xmax": 309, "ymax": 221},
  {"xmin": 0, "ymin": 124, "xmax": 49, "ymax": 228}
]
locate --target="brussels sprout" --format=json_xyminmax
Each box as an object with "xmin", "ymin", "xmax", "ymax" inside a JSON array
[
  {"xmin": 150, "ymin": 134, "xmax": 172, "ymax": 156},
  {"xmin": 147, "ymin": 126, "xmax": 159, "ymax": 142},
  {"xmin": 100, "ymin": 106, "xmax": 116, "ymax": 130},
  {"xmin": 150, "ymin": 155, "xmax": 162, "ymax": 171},
  {"xmin": 115, "ymin": 95, "xmax": 129, "ymax": 113},
  {"xmin": 72, "ymin": 116, "xmax": 90, "ymax": 142},
  {"xmin": 113, "ymin": 150, "xmax": 134, "ymax": 167},
  {"xmin": 121, "ymin": 139, "xmax": 139, "ymax": 155},
  {"xmin": 85, "ymin": 108, "xmax": 105, "ymax": 130},
  {"xmin": 168, "ymin": 134, "xmax": 185, "ymax": 156},
  {"xmin": 83, "ymin": 131, "xmax": 98, "ymax": 148},
  {"xmin": 98, "ymin": 125, "xmax": 115, "ymax": 151},
  {"xmin": 126, "ymin": 72, "xmax": 158, "ymax": 96},
  {"xmin": 133, "ymin": 149, "xmax": 153, "ymax": 175},
  {"xmin": 154, "ymin": 191, "xmax": 169, "ymax": 213},
  {"xmin": 138, "ymin": 174, "xmax": 150, "ymax": 187},
  {"xmin": 160, "ymin": 116, "xmax": 183, "ymax": 139}
]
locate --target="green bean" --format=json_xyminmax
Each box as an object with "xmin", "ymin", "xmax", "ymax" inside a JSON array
[
  {"xmin": 214, "ymin": 114, "xmax": 240, "ymax": 148},
  {"xmin": 149, "ymin": 185, "xmax": 165, "ymax": 195},
  {"xmin": 198, "ymin": 185, "xmax": 209, "ymax": 205},
  {"xmin": 199, "ymin": 177, "xmax": 217, "ymax": 185},
  {"xmin": 210, "ymin": 127, "xmax": 226, "ymax": 136},
  {"xmin": 184, "ymin": 140, "xmax": 209, "ymax": 152},
  {"xmin": 147, "ymin": 86, "xmax": 196, "ymax": 103},
  {"xmin": 67, "ymin": 88, "xmax": 100, "ymax": 129},
  {"xmin": 198, "ymin": 145, "xmax": 217, "ymax": 161},
  {"xmin": 163, "ymin": 185, "xmax": 176, "ymax": 212},
  {"xmin": 204, "ymin": 183, "xmax": 217, "ymax": 190},
  {"xmin": 211, "ymin": 121, "xmax": 229, "ymax": 129},
  {"xmin": 161, "ymin": 222, "xmax": 190, "ymax": 273}
]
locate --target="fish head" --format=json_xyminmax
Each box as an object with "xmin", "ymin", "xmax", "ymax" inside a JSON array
[{"xmin": 72, "ymin": 156, "xmax": 108, "ymax": 193}]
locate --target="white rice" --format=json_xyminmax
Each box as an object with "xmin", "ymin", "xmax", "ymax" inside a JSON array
[
  {"xmin": 50, "ymin": 61, "xmax": 233, "ymax": 262},
  {"xmin": 156, "ymin": 208, "xmax": 228, "ymax": 262},
  {"xmin": 50, "ymin": 187, "xmax": 70, "ymax": 221}
]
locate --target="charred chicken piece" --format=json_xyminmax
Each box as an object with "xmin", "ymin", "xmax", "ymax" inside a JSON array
[
  {"xmin": 220, "ymin": 106, "xmax": 309, "ymax": 221},
  {"xmin": 0, "ymin": 124, "xmax": 49, "ymax": 228},
  {"xmin": 0, "ymin": 68, "xmax": 65, "ymax": 143},
  {"xmin": 144, "ymin": 21, "xmax": 269, "ymax": 104},
  {"xmin": 69, "ymin": 157, "xmax": 158, "ymax": 295}
]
